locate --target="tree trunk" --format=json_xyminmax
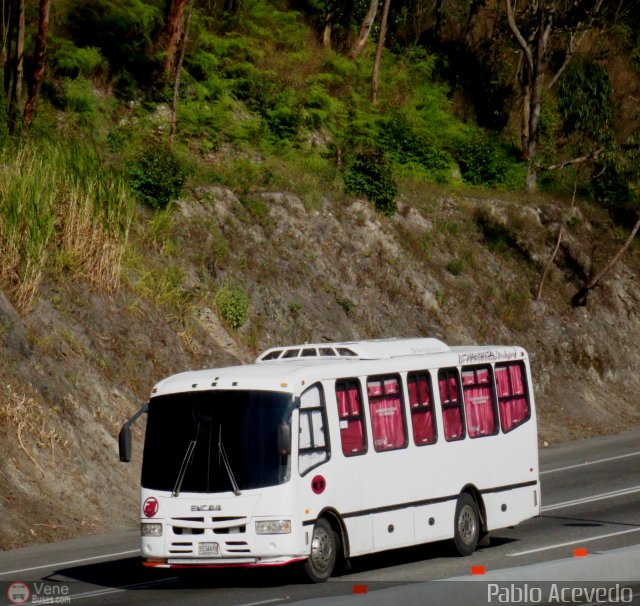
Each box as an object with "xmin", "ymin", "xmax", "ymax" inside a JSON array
[
  {"xmin": 322, "ymin": 12, "xmax": 332, "ymax": 49},
  {"xmin": 1, "ymin": 0, "xmax": 10, "ymax": 81},
  {"xmin": 22, "ymin": 0, "xmax": 50, "ymax": 135},
  {"xmin": 349, "ymin": 0, "xmax": 379, "ymax": 59},
  {"xmin": 163, "ymin": 0, "xmax": 187, "ymax": 77},
  {"xmin": 371, "ymin": 0, "xmax": 391, "ymax": 104},
  {"xmin": 572, "ymin": 212, "xmax": 640, "ymax": 307},
  {"xmin": 506, "ymin": 0, "xmax": 555, "ymax": 192},
  {"xmin": 7, "ymin": 0, "xmax": 24, "ymax": 132},
  {"xmin": 169, "ymin": 0, "xmax": 193, "ymax": 147},
  {"xmin": 464, "ymin": 0, "xmax": 487, "ymax": 44},
  {"xmin": 434, "ymin": 0, "xmax": 445, "ymax": 42}
]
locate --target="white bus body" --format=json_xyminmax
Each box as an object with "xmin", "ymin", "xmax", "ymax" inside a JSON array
[{"xmin": 121, "ymin": 338, "xmax": 539, "ymax": 581}]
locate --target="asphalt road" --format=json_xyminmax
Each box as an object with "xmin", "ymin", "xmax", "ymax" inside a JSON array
[{"xmin": 1, "ymin": 429, "xmax": 639, "ymax": 606}]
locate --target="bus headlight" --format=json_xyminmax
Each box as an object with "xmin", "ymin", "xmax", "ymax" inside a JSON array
[
  {"xmin": 141, "ymin": 523, "xmax": 163, "ymax": 537},
  {"xmin": 255, "ymin": 520, "xmax": 291, "ymax": 534}
]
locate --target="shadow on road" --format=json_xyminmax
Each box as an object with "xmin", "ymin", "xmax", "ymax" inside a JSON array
[
  {"xmin": 49, "ymin": 536, "xmax": 519, "ymax": 591},
  {"xmin": 541, "ymin": 514, "xmax": 640, "ymax": 529},
  {"xmin": 49, "ymin": 556, "xmax": 298, "ymax": 589}
]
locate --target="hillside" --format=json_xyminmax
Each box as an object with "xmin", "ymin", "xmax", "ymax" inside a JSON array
[
  {"xmin": 2, "ymin": 183, "xmax": 640, "ymax": 549},
  {"xmin": 1, "ymin": 0, "xmax": 640, "ymax": 550}
]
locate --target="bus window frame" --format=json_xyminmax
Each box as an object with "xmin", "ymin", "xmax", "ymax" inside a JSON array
[
  {"xmin": 335, "ymin": 378, "xmax": 368, "ymax": 457},
  {"xmin": 298, "ymin": 382, "xmax": 331, "ymax": 477},
  {"xmin": 460, "ymin": 364, "xmax": 500, "ymax": 439},
  {"xmin": 437, "ymin": 367, "xmax": 466, "ymax": 442},
  {"xmin": 406, "ymin": 370, "xmax": 438, "ymax": 447},
  {"xmin": 494, "ymin": 361, "xmax": 532, "ymax": 433},
  {"xmin": 366, "ymin": 373, "xmax": 409, "ymax": 453}
]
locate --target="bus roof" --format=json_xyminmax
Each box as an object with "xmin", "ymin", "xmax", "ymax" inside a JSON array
[{"xmin": 150, "ymin": 339, "xmax": 528, "ymax": 398}]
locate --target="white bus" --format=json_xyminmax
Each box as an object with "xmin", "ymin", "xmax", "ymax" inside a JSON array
[{"xmin": 119, "ymin": 337, "xmax": 540, "ymax": 582}]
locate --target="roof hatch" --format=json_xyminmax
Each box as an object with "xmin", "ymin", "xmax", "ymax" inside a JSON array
[{"xmin": 256, "ymin": 338, "xmax": 450, "ymax": 363}]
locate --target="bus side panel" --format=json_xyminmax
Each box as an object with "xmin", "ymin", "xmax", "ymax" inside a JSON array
[
  {"xmin": 483, "ymin": 484, "xmax": 540, "ymax": 531},
  {"xmin": 344, "ymin": 515, "xmax": 373, "ymax": 557},
  {"xmin": 372, "ymin": 509, "xmax": 414, "ymax": 550},
  {"xmin": 413, "ymin": 501, "xmax": 456, "ymax": 544}
]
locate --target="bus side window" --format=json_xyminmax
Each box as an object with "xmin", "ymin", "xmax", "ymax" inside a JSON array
[
  {"xmin": 367, "ymin": 374, "xmax": 407, "ymax": 452},
  {"xmin": 437, "ymin": 368, "xmax": 465, "ymax": 441},
  {"xmin": 335, "ymin": 379, "xmax": 367, "ymax": 456},
  {"xmin": 495, "ymin": 362, "xmax": 531, "ymax": 432},
  {"xmin": 407, "ymin": 371, "xmax": 437, "ymax": 446},
  {"xmin": 461, "ymin": 366, "xmax": 498, "ymax": 438},
  {"xmin": 298, "ymin": 383, "xmax": 330, "ymax": 476}
]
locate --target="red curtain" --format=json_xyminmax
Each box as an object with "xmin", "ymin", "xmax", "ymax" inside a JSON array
[
  {"xmin": 408, "ymin": 373, "xmax": 435, "ymax": 445},
  {"xmin": 462, "ymin": 368, "xmax": 496, "ymax": 437},
  {"xmin": 495, "ymin": 364, "xmax": 529, "ymax": 432},
  {"xmin": 336, "ymin": 382, "xmax": 366, "ymax": 454},
  {"xmin": 438, "ymin": 372, "xmax": 464, "ymax": 441},
  {"xmin": 367, "ymin": 378, "xmax": 406, "ymax": 451}
]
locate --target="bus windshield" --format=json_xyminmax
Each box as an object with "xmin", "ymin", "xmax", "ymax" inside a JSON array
[{"xmin": 141, "ymin": 390, "xmax": 293, "ymax": 494}]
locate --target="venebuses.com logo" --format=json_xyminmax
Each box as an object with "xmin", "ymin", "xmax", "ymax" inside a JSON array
[{"xmin": 6, "ymin": 581, "xmax": 71, "ymax": 604}]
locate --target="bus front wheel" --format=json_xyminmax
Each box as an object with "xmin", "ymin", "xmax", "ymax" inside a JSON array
[
  {"xmin": 453, "ymin": 493, "xmax": 480, "ymax": 556},
  {"xmin": 303, "ymin": 518, "xmax": 339, "ymax": 582}
]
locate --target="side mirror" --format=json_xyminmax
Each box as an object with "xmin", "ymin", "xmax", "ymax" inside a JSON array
[
  {"xmin": 277, "ymin": 421, "xmax": 291, "ymax": 456},
  {"xmin": 118, "ymin": 402, "xmax": 149, "ymax": 463},
  {"xmin": 119, "ymin": 425, "xmax": 132, "ymax": 462}
]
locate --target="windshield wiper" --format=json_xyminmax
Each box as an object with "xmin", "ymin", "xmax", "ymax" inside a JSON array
[
  {"xmin": 218, "ymin": 425, "xmax": 241, "ymax": 495},
  {"xmin": 172, "ymin": 437, "xmax": 197, "ymax": 497}
]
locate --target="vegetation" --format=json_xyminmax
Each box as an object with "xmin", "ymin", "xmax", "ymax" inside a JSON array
[{"xmin": 0, "ymin": 0, "xmax": 639, "ymax": 318}]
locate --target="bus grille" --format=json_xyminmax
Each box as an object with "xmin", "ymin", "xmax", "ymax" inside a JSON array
[{"xmin": 170, "ymin": 515, "xmax": 248, "ymax": 536}]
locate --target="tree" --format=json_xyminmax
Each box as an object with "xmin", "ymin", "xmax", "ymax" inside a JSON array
[
  {"xmin": 349, "ymin": 0, "xmax": 379, "ymax": 59},
  {"xmin": 571, "ymin": 142, "xmax": 640, "ymax": 306},
  {"xmin": 5, "ymin": 0, "xmax": 24, "ymax": 132},
  {"xmin": 371, "ymin": 0, "xmax": 391, "ymax": 103},
  {"xmin": 163, "ymin": 0, "xmax": 187, "ymax": 76},
  {"xmin": 169, "ymin": 0, "xmax": 193, "ymax": 147},
  {"xmin": 505, "ymin": 0, "xmax": 605, "ymax": 191},
  {"xmin": 22, "ymin": 0, "xmax": 50, "ymax": 135}
]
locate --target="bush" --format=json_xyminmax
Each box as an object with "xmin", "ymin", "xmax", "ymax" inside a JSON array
[
  {"xmin": 378, "ymin": 111, "xmax": 451, "ymax": 177},
  {"xmin": 129, "ymin": 144, "xmax": 188, "ymax": 209},
  {"xmin": 63, "ymin": 78, "xmax": 99, "ymax": 126},
  {"xmin": 557, "ymin": 58, "xmax": 613, "ymax": 141},
  {"xmin": 67, "ymin": 0, "xmax": 162, "ymax": 90},
  {"xmin": 344, "ymin": 149, "xmax": 398, "ymax": 215},
  {"xmin": 454, "ymin": 135, "xmax": 509, "ymax": 186},
  {"xmin": 214, "ymin": 284, "xmax": 251, "ymax": 330},
  {"xmin": 52, "ymin": 41, "xmax": 107, "ymax": 78},
  {"xmin": 591, "ymin": 160, "xmax": 634, "ymax": 209}
]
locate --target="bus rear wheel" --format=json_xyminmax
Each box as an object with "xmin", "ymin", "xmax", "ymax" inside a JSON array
[
  {"xmin": 303, "ymin": 518, "xmax": 339, "ymax": 582},
  {"xmin": 453, "ymin": 493, "xmax": 480, "ymax": 556}
]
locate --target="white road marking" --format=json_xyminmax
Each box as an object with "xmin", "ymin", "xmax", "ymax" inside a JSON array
[
  {"xmin": 0, "ymin": 549, "xmax": 139, "ymax": 577},
  {"xmin": 235, "ymin": 598, "xmax": 291, "ymax": 606},
  {"xmin": 541, "ymin": 452, "xmax": 640, "ymax": 475},
  {"xmin": 508, "ymin": 527, "xmax": 640, "ymax": 556},
  {"xmin": 541, "ymin": 485, "xmax": 640, "ymax": 512}
]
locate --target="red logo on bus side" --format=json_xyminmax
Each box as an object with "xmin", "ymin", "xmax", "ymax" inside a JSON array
[
  {"xmin": 143, "ymin": 497, "xmax": 159, "ymax": 518},
  {"xmin": 311, "ymin": 475, "xmax": 326, "ymax": 494}
]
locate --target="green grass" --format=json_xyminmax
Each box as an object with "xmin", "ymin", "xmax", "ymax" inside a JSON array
[{"xmin": 0, "ymin": 138, "xmax": 136, "ymax": 310}]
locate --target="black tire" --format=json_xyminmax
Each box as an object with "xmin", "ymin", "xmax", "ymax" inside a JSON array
[
  {"xmin": 452, "ymin": 492, "xmax": 480, "ymax": 556},
  {"xmin": 303, "ymin": 518, "xmax": 339, "ymax": 582}
]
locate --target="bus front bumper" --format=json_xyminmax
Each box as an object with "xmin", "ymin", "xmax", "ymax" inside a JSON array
[{"xmin": 143, "ymin": 556, "xmax": 306, "ymax": 569}]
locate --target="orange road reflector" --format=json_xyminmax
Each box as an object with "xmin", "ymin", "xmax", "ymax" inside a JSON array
[
  {"xmin": 574, "ymin": 547, "xmax": 588, "ymax": 558},
  {"xmin": 471, "ymin": 565, "xmax": 486, "ymax": 575}
]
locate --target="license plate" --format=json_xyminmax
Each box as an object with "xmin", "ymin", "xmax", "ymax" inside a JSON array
[{"xmin": 198, "ymin": 542, "xmax": 219, "ymax": 556}]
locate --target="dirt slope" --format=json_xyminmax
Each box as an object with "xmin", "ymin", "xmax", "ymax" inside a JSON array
[{"xmin": 1, "ymin": 186, "xmax": 639, "ymax": 549}]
